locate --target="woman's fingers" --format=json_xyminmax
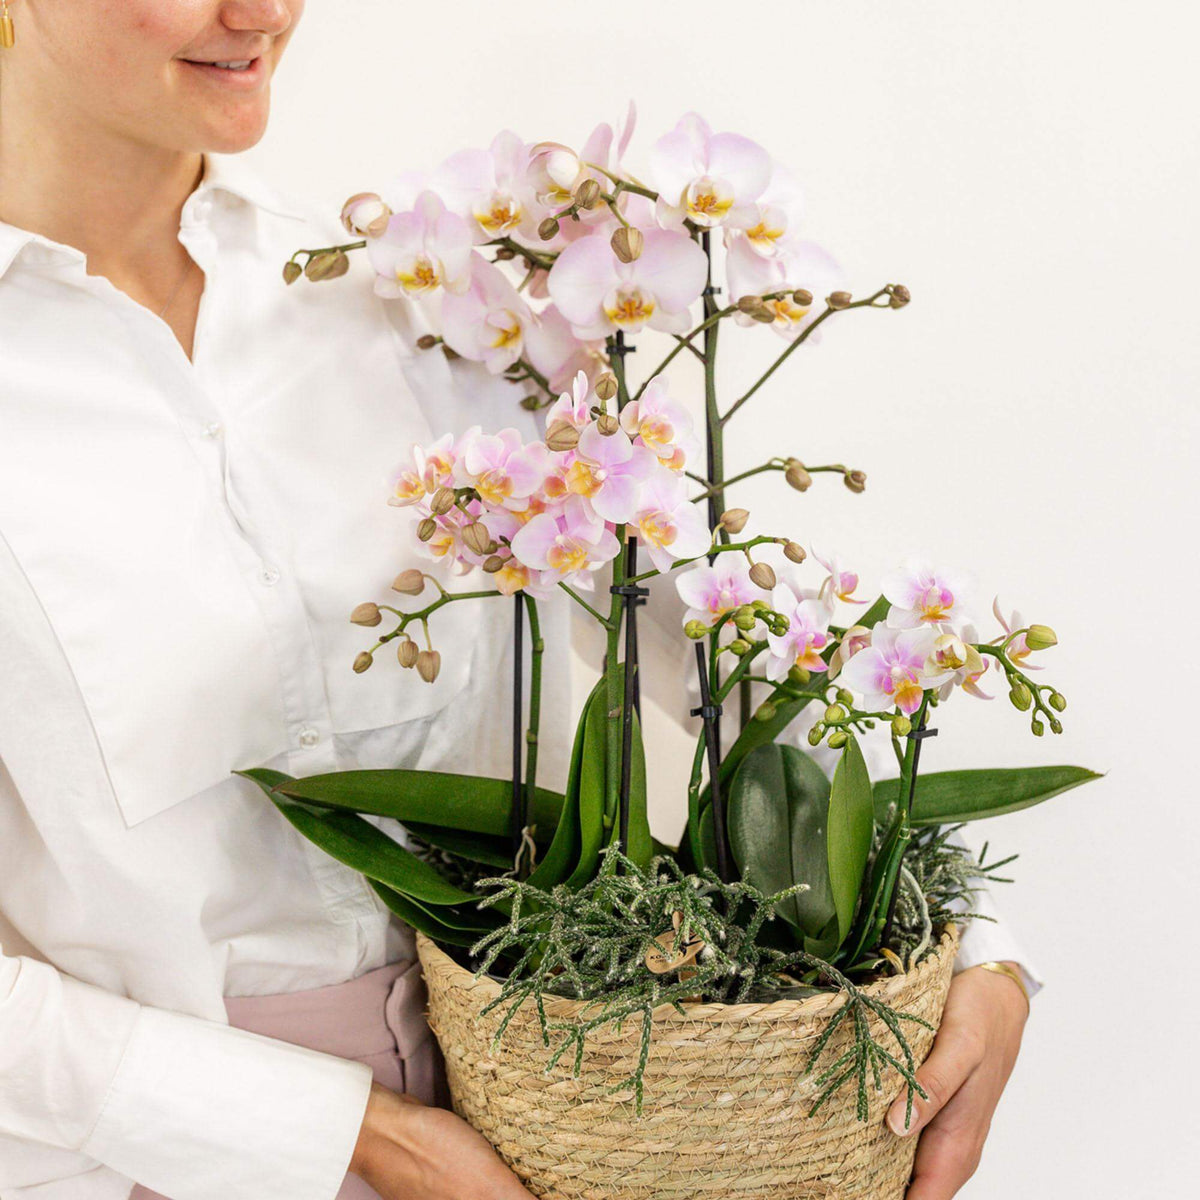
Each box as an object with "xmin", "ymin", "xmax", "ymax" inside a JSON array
[
  {"xmin": 887, "ymin": 1020, "xmax": 985, "ymax": 1137},
  {"xmin": 903, "ymin": 1071, "xmax": 992, "ymax": 1200}
]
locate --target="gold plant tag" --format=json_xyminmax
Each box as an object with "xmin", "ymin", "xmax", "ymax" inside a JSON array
[{"xmin": 645, "ymin": 912, "xmax": 705, "ymax": 975}]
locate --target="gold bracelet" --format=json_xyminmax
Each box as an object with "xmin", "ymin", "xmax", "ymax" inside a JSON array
[{"xmin": 977, "ymin": 961, "xmax": 1031, "ymax": 1012}]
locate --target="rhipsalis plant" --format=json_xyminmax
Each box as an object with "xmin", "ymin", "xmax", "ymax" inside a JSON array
[{"xmin": 245, "ymin": 106, "xmax": 1101, "ymax": 1122}]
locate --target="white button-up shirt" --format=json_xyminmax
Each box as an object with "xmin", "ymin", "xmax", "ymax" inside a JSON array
[{"xmin": 0, "ymin": 152, "xmax": 1033, "ymax": 1200}]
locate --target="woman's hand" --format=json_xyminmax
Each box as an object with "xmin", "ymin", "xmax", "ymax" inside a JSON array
[
  {"xmin": 350, "ymin": 1082, "xmax": 537, "ymax": 1200},
  {"xmin": 887, "ymin": 964, "xmax": 1029, "ymax": 1199}
]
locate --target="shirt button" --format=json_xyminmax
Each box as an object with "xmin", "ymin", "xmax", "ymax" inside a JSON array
[
  {"xmin": 298, "ymin": 727, "xmax": 320, "ymax": 748},
  {"xmin": 203, "ymin": 421, "xmax": 223, "ymax": 438},
  {"xmin": 258, "ymin": 566, "xmax": 281, "ymax": 586}
]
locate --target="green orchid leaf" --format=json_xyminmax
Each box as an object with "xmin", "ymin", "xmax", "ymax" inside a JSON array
[
  {"xmin": 826, "ymin": 734, "xmax": 874, "ymax": 946},
  {"xmin": 368, "ymin": 882, "xmax": 483, "ymax": 948},
  {"xmin": 873, "ymin": 765, "xmax": 1103, "ymax": 826},
  {"xmin": 402, "ymin": 823, "xmax": 513, "ymax": 868}
]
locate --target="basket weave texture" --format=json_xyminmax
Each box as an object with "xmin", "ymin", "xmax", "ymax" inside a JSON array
[{"xmin": 417, "ymin": 925, "xmax": 958, "ymax": 1200}]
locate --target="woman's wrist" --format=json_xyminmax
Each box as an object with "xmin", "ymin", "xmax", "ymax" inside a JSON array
[{"xmin": 350, "ymin": 1082, "xmax": 415, "ymax": 1181}]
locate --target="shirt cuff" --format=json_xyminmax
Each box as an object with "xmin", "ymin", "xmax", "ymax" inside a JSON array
[
  {"xmin": 81, "ymin": 1005, "xmax": 373, "ymax": 1200},
  {"xmin": 953, "ymin": 884, "xmax": 1044, "ymax": 1000}
]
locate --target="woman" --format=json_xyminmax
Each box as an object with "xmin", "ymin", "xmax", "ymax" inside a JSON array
[{"xmin": 0, "ymin": 4, "xmax": 1034, "ymax": 1199}]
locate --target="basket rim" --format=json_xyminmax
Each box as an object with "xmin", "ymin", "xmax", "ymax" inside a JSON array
[{"xmin": 416, "ymin": 925, "xmax": 958, "ymax": 1025}]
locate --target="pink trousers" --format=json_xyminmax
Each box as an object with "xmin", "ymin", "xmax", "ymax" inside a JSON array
[{"xmin": 129, "ymin": 958, "xmax": 446, "ymax": 1200}]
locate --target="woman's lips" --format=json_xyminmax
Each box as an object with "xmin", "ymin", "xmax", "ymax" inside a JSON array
[{"xmin": 179, "ymin": 57, "xmax": 267, "ymax": 89}]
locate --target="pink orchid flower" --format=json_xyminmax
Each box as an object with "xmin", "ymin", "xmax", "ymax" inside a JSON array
[
  {"xmin": 727, "ymin": 238, "xmax": 845, "ymax": 340},
  {"xmin": 509, "ymin": 495, "xmax": 621, "ymax": 583},
  {"xmin": 434, "ymin": 130, "xmax": 547, "ymax": 244},
  {"xmin": 992, "ymin": 597, "xmax": 1042, "ymax": 671},
  {"xmin": 565, "ymin": 423, "xmax": 658, "ymax": 524},
  {"xmin": 827, "ymin": 624, "xmax": 874, "ymax": 681},
  {"xmin": 839, "ymin": 626, "xmax": 952, "ymax": 716},
  {"xmin": 452, "ymin": 426, "xmax": 550, "ymax": 512},
  {"xmin": 883, "ymin": 560, "xmax": 973, "ymax": 632},
  {"xmin": 544, "ymin": 369, "xmax": 596, "ymax": 432},
  {"xmin": 649, "ymin": 112, "xmax": 772, "ymax": 231},
  {"xmin": 387, "ymin": 434, "xmax": 458, "ymax": 508},
  {"xmin": 765, "ymin": 583, "xmax": 833, "ymax": 682},
  {"xmin": 675, "ymin": 558, "xmax": 758, "ymax": 627},
  {"xmin": 524, "ymin": 305, "xmax": 603, "ymax": 393},
  {"xmin": 631, "ymin": 472, "xmax": 713, "ymax": 574},
  {"xmin": 814, "ymin": 547, "xmax": 865, "ymax": 606},
  {"xmin": 440, "ymin": 256, "xmax": 539, "ymax": 374},
  {"xmin": 619, "ymin": 376, "xmax": 700, "ymax": 471},
  {"xmin": 547, "ymin": 223, "xmax": 708, "ymax": 339},
  {"xmin": 929, "ymin": 626, "xmax": 992, "ymax": 701},
  {"xmin": 723, "ymin": 164, "xmax": 805, "ymax": 259},
  {"xmin": 367, "ymin": 191, "xmax": 474, "ymax": 299}
]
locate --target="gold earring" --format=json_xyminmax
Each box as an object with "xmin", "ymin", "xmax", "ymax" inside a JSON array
[{"xmin": 0, "ymin": 2, "xmax": 14, "ymax": 51}]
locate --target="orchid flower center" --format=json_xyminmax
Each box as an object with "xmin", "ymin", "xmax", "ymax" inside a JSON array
[
  {"xmin": 476, "ymin": 469, "xmax": 514, "ymax": 505},
  {"xmin": 916, "ymin": 583, "xmax": 955, "ymax": 622},
  {"xmin": 547, "ymin": 536, "xmax": 589, "ymax": 574},
  {"xmin": 566, "ymin": 460, "xmax": 606, "ymax": 497},
  {"xmin": 638, "ymin": 510, "xmax": 677, "ymax": 549},
  {"xmin": 396, "ymin": 254, "xmax": 442, "ymax": 294},
  {"xmin": 390, "ymin": 472, "xmax": 425, "ymax": 504},
  {"xmin": 473, "ymin": 191, "xmax": 522, "ymax": 237},
  {"xmin": 487, "ymin": 311, "xmax": 524, "ymax": 351},
  {"xmin": 685, "ymin": 175, "xmax": 735, "ymax": 226},
  {"xmin": 603, "ymin": 285, "xmax": 656, "ymax": 331}
]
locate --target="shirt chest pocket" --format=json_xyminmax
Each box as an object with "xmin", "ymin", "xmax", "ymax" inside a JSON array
[{"xmin": 0, "ymin": 378, "xmax": 475, "ymax": 829}]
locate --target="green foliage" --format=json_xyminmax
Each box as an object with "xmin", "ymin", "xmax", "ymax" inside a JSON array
[
  {"xmin": 826, "ymin": 736, "xmax": 875, "ymax": 947},
  {"xmin": 873, "ymin": 765, "xmax": 1102, "ymax": 826}
]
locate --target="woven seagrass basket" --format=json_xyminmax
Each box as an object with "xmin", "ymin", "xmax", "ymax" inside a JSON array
[{"xmin": 416, "ymin": 925, "xmax": 958, "ymax": 1200}]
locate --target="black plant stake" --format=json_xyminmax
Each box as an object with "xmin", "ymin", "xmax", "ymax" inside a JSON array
[
  {"xmin": 613, "ymin": 540, "xmax": 648, "ymax": 857},
  {"xmin": 693, "ymin": 641, "xmax": 732, "ymax": 883},
  {"xmin": 510, "ymin": 593, "xmax": 525, "ymax": 859}
]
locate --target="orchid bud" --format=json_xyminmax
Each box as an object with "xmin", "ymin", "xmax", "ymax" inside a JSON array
[
  {"xmin": 720, "ymin": 508, "xmax": 750, "ymax": 534},
  {"xmin": 1031, "ymin": 718, "xmax": 1045, "ymax": 737},
  {"xmin": 430, "ymin": 486, "xmax": 456, "ymax": 516},
  {"xmin": 482, "ymin": 555, "xmax": 506, "ymax": 574},
  {"xmin": 1050, "ymin": 717, "xmax": 1063, "ymax": 734},
  {"xmin": 892, "ymin": 714, "xmax": 912, "ymax": 737},
  {"xmin": 442, "ymin": 344, "xmax": 461, "ymax": 361},
  {"xmin": 825, "ymin": 704, "xmax": 846, "ymax": 723},
  {"xmin": 729, "ymin": 639, "xmax": 752, "ymax": 657},
  {"xmin": 391, "ymin": 569, "xmax": 425, "ymax": 595},
  {"xmin": 596, "ymin": 413, "xmax": 620, "ymax": 436},
  {"xmin": 827, "ymin": 730, "xmax": 848, "ymax": 748},
  {"xmin": 1049, "ymin": 692, "xmax": 1067, "ymax": 712},
  {"xmin": 545, "ymin": 420, "xmax": 581, "ymax": 452},
  {"xmin": 750, "ymin": 305, "xmax": 777, "ymax": 324},
  {"xmin": 749, "ymin": 562, "xmax": 777, "ymax": 590},
  {"xmin": 783, "ymin": 541, "xmax": 807, "ymax": 563},
  {"xmin": 755, "ymin": 701, "xmax": 778, "ymax": 722},
  {"xmin": 844, "ymin": 469, "xmax": 867, "ymax": 494},
  {"xmin": 462, "ymin": 522, "xmax": 493, "ymax": 556},
  {"xmin": 1025, "ymin": 624, "xmax": 1058, "ymax": 651},
  {"xmin": 736, "ymin": 294, "xmax": 765, "ymax": 313},
  {"xmin": 788, "ymin": 665, "xmax": 810, "ymax": 685},
  {"xmin": 808, "ymin": 725, "xmax": 824, "ymax": 747},
  {"xmin": 353, "ymin": 651, "xmax": 374, "ymax": 674},
  {"xmin": 1009, "ymin": 683, "xmax": 1033, "ymax": 711},
  {"xmin": 538, "ymin": 216, "xmax": 561, "ymax": 241},
  {"xmin": 397, "ymin": 639, "xmax": 419, "ymax": 669},
  {"xmin": 784, "ymin": 462, "xmax": 812, "ymax": 492},
  {"xmin": 837, "ymin": 688, "xmax": 854, "ymax": 707},
  {"xmin": 575, "ymin": 178, "xmax": 602, "ymax": 210},
  {"xmin": 494, "ymin": 245, "xmax": 517, "ymax": 261},
  {"xmin": 734, "ymin": 607, "xmax": 757, "ymax": 632},
  {"xmin": 282, "ymin": 261, "xmax": 302, "ymax": 285},
  {"xmin": 341, "ymin": 192, "xmax": 392, "ymax": 238},
  {"xmin": 529, "ymin": 142, "xmax": 584, "ymax": 200},
  {"xmin": 594, "ymin": 374, "xmax": 619, "ymax": 401},
  {"xmin": 416, "ymin": 333, "xmax": 439, "ymax": 350},
  {"xmin": 416, "ymin": 517, "xmax": 437, "ymax": 543},
  {"xmin": 519, "ymin": 395, "xmax": 540, "ymax": 411},
  {"xmin": 304, "ymin": 252, "xmax": 340, "ymax": 282},
  {"xmin": 827, "ymin": 290, "xmax": 852, "ymax": 310},
  {"xmin": 416, "ymin": 649, "xmax": 442, "ymax": 683},
  {"xmin": 350, "ymin": 602, "xmax": 382, "ymax": 627},
  {"xmin": 611, "ymin": 226, "xmax": 644, "ymax": 263},
  {"xmin": 684, "ymin": 619, "xmax": 709, "ymax": 640},
  {"xmin": 791, "ymin": 288, "xmax": 814, "ymax": 307},
  {"xmin": 889, "ymin": 284, "xmax": 911, "ymax": 309}
]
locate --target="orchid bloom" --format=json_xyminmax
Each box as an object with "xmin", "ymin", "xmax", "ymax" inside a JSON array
[
  {"xmin": 839, "ymin": 626, "xmax": 952, "ymax": 716},
  {"xmin": 727, "ymin": 238, "xmax": 845, "ymax": 340},
  {"xmin": 452, "ymin": 426, "xmax": 549, "ymax": 512},
  {"xmin": 928, "ymin": 626, "xmax": 992, "ymax": 701},
  {"xmin": 434, "ymin": 130, "xmax": 546, "ymax": 244},
  {"xmin": 440, "ymin": 256, "xmax": 537, "ymax": 374},
  {"xmin": 675, "ymin": 558, "xmax": 759, "ymax": 627},
  {"xmin": 565, "ymin": 423, "xmax": 658, "ymax": 524},
  {"xmin": 618, "ymin": 375, "xmax": 700, "ymax": 470},
  {"xmin": 992, "ymin": 597, "xmax": 1042, "ymax": 671},
  {"xmin": 547, "ymin": 223, "xmax": 708, "ymax": 339},
  {"xmin": 827, "ymin": 624, "xmax": 873, "ymax": 681},
  {"xmin": 367, "ymin": 191, "xmax": 474, "ymax": 299},
  {"xmin": 341, "ymin": 192, "xmax": 392, "ymax": 239},
  {"xmin": 527, "ymin": 141, "xmax": 589, "ymax": 209},
  {"xmin": 883, "ymin": 560, "xmax": 973, "ymax": 631},
  {"xmin": 631, "ymin": 472, "xmax": 713, "ymax": 573},
  {"xmin": 387, "ymin": 434, "xmax": 458, "ymax": 507},
  {"xmin": 723, "ymin": 164, "xmax": 804, "ymax": 259},
  {"xmin": 765, "ymin": 584, "xmax": 832, "ymax": 682},
  {"xmin": 544, "ymin": 369, "xmax": 595, "ymax": 433},
  {"xmin": 412, "ymin": 507, "xmax": 474, "ymax": 574},
  {"xmin": 814, "ymin": 547, "xmax": 865, "ymax": 606},
  {"xmin": 649, "ymin": 112, "xmax": 772, "ymax": 231},
  {"xmin": 509, "ymin": 495, "xmax": 621, "ymax": 582}
]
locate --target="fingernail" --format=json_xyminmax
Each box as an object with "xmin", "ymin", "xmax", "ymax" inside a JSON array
[{"xmin": 887, "ymin": 1103, "xmax": 916, "ymax": 1137}]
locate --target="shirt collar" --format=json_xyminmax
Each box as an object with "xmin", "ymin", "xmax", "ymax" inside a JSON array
[{"xmin": 0, "ymin": 151, "xmax": 306, "ymax": 281}]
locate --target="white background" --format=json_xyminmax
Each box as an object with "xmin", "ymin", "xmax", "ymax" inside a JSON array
[{"xmin": 254, "ymin": 2, "xmax": 1198, "ymax": 1194}]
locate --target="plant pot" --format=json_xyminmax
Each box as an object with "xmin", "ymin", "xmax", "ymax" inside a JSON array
[{"xmin": 416, "ymin": 926, "xmax": 959, "ymax": 1200}]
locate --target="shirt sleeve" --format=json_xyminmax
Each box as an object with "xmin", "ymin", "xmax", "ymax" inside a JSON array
[{"xmin": 0, "ymin": 951, "xmax": 373, "ymax": 1200}]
